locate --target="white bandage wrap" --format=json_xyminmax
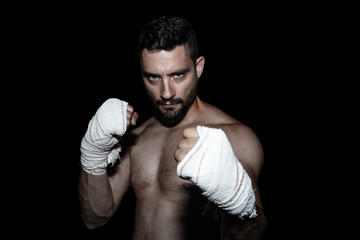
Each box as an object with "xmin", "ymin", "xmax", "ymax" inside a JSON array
[
  {"xmin": 80, "ymin": 98, "xmax": 128, "ymax": 175},
  {"xmin": 177, "ymin": 126, "xmax": 257, "ymax": 219}
]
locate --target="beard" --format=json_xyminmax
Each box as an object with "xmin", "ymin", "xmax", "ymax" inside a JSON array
[{"xmin": 150, "ymin": 82, "xmax": 198, "ymax": 127}]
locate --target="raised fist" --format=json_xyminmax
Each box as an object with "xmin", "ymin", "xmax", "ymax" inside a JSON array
[
  {"xmin": 80, "ymin": 98, "xmax": 138, "ymax": 175},
  {"xmin": 175, "ymin": 127, "xmax": 199, "ymax": 163}
]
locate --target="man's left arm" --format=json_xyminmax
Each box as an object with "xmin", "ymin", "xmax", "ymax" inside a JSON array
[
  {"xmin": 219, "ymin": 125, "xmax": 267, "ymax": 239},
  {"xmin": 219, "ymin": 171, "xmax": 267, "ymax": 239},
  {"xmin": 220, "ymin": 203, "xmax": 267, "ymax": 239},
  {"xmin": 175, "ymin": 125, "xmax": 267, "ymax": 239}
]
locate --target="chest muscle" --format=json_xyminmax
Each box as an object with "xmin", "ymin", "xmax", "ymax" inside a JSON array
[{"xmin": 130, "ymin": 129, "xmax": 188, "ymax": 194}]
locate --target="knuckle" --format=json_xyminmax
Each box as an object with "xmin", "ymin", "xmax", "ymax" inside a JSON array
[
  {"xmin": 127, "ymin": 105, "xmax": 134, "ymax": 113},
  {"xmin": 174, "ymin": 149, "xmax": 182, "ymax": 161},
  {"xmin": 183, "ymin": 127, "xmax": 198, "ymax": 138},
  {"xmin": 175, "ymin": 148, "xmax": 188, "ymax": 161},
  {"xmin": 178, "ymin": 139, "xmax": 187, "ymax": 148},
  {"xmin": 182, "ymin": 127, "xmax": 192, "ymax": 137}
]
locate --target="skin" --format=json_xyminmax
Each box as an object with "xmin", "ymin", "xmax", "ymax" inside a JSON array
[{"xmin": 79, "ymin": 45, "xmax": 267, "ymax": 239}]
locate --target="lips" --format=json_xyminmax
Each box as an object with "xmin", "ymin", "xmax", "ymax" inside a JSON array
[
  {"xmin": 156, "ymin": 98, "xmax": 183, "ymax": 111},
  {"xmin": 161, "ymin": 103, "xmax": 177, "ymax": 109}
]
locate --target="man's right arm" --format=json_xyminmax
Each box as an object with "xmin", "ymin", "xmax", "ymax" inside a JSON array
[
  {"xmin": 78, "ymin": 98, "xmax": 137, "ymax": 229},
  {"xmin": 78, "ymin": 151, "xmax": 131, "ymax": 229}
]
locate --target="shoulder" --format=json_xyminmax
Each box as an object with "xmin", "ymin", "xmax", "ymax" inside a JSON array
[
  {"xmin": 199, "ymin": 101, "xmax": 240, "ymax": 125},
  {"xmin": 199, "ymin": 100, "xmax": 264, "ymax": 177},
  {"xmin": 199, "ymin": 101, "xmax": 264, "ymax": 175},
  {"xmin": 219, "ymin": 123, "xmax": 264, "ymax": 178}
]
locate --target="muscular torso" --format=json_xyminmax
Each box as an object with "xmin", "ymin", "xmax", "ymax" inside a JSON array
[
  {"xmin": 129, "ymin": 123, "xmax": 208, "ymax": 239},
  {"xmin": 126, "ymin": 103, "xmax": 244, "ymax": 239}
]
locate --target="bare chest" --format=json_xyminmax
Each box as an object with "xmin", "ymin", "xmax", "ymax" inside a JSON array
[{"xmin": 130, "ymin": 128, "xmax": 190, "ymax": 194}]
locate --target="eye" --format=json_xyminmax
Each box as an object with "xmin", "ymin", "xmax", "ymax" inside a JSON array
[
  {"xmin": 171, "ymin": 68, "xmax": 189, "ymax": 80},
  {"xmin": 173, "ymin": 73, "xmax": 184, "ymax": 79},
  {"xmin": 143, "ymin": 73, "xmax": 160, "ymax": 82},
  {"xmin": 148, "ymin": 76, "xmax": 160, "ymax": 81}
]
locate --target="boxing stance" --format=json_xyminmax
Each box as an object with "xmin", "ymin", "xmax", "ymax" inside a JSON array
[{"xmin": 79, "ymin": 16, "xmax": 267, "ymax": 239}]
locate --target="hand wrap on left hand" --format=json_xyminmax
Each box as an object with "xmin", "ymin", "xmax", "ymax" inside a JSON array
[{"xmin": 177, "ymin": 126, "xmax": 257, "ymax": 219}]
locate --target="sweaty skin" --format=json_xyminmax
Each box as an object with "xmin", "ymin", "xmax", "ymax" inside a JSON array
[{"xmin": 79, "ymin": 46, "xmax": 266, "ymax": 239}]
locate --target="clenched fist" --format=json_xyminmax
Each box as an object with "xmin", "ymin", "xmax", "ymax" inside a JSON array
[
  {"xmin": 175, "ymin": 127, "xmax": 200, "ymax": 163},
  {"xmin": 81, "ymin": 98, "xmax": 138, "ymax": 175},
  {"xmin": 175, "ymin": 126, "xmax": 257, "ymax": 218}
]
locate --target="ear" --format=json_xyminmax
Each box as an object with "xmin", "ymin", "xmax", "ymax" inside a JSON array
[{"xmin": 195, "ymin": 56, "xmax": 205, "ymax": 78}]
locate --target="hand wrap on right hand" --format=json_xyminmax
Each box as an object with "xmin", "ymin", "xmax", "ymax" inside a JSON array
[{"xmin": 80, "ymin": 98, "xmax": 128, "ymax": 175}]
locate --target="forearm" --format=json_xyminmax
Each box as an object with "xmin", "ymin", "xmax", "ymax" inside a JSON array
[
  {"xmin": 220, "ymin": 205, "xmax": 267, "ymax": 240},
  {"xmin": 78, "ymin": 98, "xmax": 136, "ymax": 229},
  {"xmin": 78, "ymin": 170, "xmax": 115, "ymax": 229}
]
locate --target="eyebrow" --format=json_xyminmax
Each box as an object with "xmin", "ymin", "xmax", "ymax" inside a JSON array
[
  {"xmin": 142, "ymin": 67, "xmax": 190, "ymax": 78},
  {"xmin": 170, "ymin": 68, "xmax": 190, "ymax": 76}
]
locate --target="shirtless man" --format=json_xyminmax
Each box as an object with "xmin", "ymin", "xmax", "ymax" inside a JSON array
[{"xmin": 79, "ymin": 16, "xmax": 267, "ymax": 239}]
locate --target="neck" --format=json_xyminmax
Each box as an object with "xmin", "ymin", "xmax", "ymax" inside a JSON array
[
  {"xmin": 154, "ymin": 96, "xmax": 204, "ymax": 128},
  {"xmin": 174, "ymin": 96, "xmax": 203, "ymax": 127}
]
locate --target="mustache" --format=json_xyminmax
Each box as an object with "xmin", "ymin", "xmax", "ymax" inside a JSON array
[{"xmin": 155, "ymin": 98, "xmax": 184, "ymax": 105}]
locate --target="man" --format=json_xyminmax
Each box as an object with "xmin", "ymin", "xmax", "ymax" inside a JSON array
[{"xmin": 79, "ymin": 15, "xmax": 267, "ymax": 239}]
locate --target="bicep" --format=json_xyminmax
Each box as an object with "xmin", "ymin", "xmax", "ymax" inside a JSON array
[
  {"xmin": 227, "ymin": 125, "xmax": 265, "ymax": 205},
  {"xmin": 229, "ymin": 125, "xmax": 264, "ymax": 178},
  {"xmin": 108, "ymin": 150, "xmax": 131, "ymax": 210},
  {"xmin": 233, "ymin": 125, "xmax": 266, "ymax": 214},
  {"xmin": 220, "ymin": 125, "xmax": 267, "ymax": 238}
]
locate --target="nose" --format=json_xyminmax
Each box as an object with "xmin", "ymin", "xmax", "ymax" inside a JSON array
[{"xmin": 160, "ymin": 79, "xmax": 175, "ymax": 100}]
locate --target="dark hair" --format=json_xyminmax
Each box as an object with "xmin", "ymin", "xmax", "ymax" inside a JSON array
[{"xmin": 139, "ymin": 15, "xmax": 199, "ymax": 63}]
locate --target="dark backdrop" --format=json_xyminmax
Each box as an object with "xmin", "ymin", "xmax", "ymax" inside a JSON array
[{"xmin": 15, "ymin": 4, "xmax": 331, "ymax": 239}]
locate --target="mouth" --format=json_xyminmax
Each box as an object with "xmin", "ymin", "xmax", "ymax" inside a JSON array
[
  {"xmin": 157, "ymin": 99, "xmax": 182, "ymax": 109},
  {"xmin": 160, "ymin": 102, "xmax": 178, "ymax": 109}
]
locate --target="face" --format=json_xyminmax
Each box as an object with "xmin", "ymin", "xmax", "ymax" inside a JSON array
[{"xmin": 141, "ymin": 45, "xmax": 204, "ymax": 125}]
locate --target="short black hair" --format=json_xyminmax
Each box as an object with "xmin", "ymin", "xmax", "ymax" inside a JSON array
[{"xmin": 139, "ymin": 15, "xmax": 199, "ymax": 63}]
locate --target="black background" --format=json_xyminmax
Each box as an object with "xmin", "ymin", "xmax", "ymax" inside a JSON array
[{"xmin": 8, "ymin": 2, "xmax": 350, "ymax": 239}]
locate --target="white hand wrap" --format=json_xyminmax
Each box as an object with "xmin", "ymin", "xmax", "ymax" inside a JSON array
[
  {"xmin": 177, "ymin": 126, "xmax": 257, "ymax": 219},
  {"xmin": 80, "ymin": 98, "xmax": 128, "ymax": 175}
]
